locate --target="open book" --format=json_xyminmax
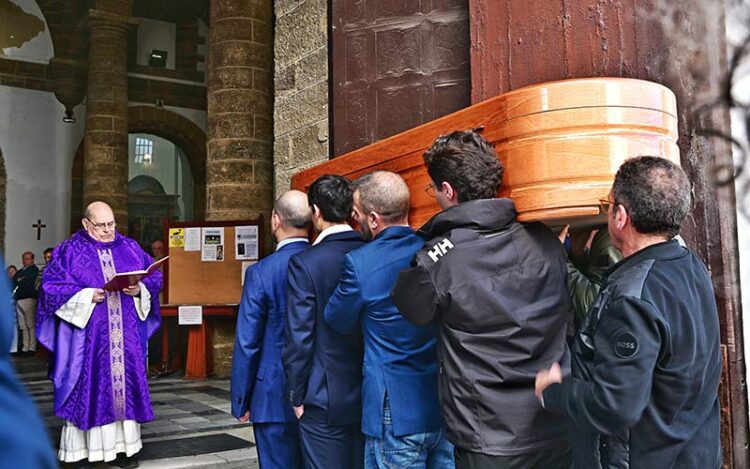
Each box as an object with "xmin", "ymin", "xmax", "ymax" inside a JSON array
[{"xmin": 104, "ymin": 256, "xmax": 169, "ymax": 291}]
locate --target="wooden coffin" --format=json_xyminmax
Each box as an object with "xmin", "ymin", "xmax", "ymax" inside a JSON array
[{"xmin": 291, "ymin": 77, "xmax": 680, "ymax": 228}]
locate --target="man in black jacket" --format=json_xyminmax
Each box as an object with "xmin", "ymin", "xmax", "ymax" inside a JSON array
[
  {"xmin": 392, "ymin": 131, "xmax": 571, "ymax": 468},
  {"xmin": 536, "ymin": 156, "xmax": 722, "ymax": 468},
  {"xmin": 14, "ymin": 251, "xmax": 39, "ymax": 356}
]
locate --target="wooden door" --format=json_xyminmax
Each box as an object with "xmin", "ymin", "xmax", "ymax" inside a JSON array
[{"xmin": 331, "ymin": 0, "xmax": 471, "ymax": 156}]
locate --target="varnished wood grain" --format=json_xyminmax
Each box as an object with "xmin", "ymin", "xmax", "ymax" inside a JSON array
[{"xmin": 292, "ymin": 77, "xmax": 679, "ymax": 228}]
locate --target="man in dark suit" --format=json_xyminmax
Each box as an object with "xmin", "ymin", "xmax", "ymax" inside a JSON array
[
  {"xmin": 324, "ymin": 171, "xmax": 454, "ymax": 469},
  {"xmin": 231, "ymin": 190, "xmax": 312, "ymax": 469},
  {"xmin": 283, "ymin": 175, "xmax": 365, "ymax": 469}
]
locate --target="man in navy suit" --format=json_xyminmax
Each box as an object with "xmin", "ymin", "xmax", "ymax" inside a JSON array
[
  {"xmin": 230, "ymin": 190, "xmax": 312, "ymax": 469},
  {"xmin": 324, "ymin": 171, "xmax": 454, "ymax": 469},
  {"xmin": 283, "ymin": 175, "xmax": 365, "ymax": 469}
]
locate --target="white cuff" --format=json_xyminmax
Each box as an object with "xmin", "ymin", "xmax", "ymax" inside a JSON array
[
  {"xmin": 133, "ymin": 282, "xmax": 152, "ymax": 321},
  {"xmin": 55, "ymin": 288, "xmax": 97, "ymax": 328}
]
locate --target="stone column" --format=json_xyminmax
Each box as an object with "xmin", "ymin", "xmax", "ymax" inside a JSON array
[
  {"xmin": 81, "ymin": 10, "xmax": 136, "ymax": 224},
  {"xmin": 206, "ymin": 0, "xmax": 274, "ymax": 377},
  {"xmin": 206, "ymin": 0, "xmax": 274, "ymax": 222}
]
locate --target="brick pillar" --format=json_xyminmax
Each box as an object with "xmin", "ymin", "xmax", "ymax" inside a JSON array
[
  {"xmin": 81, "ymin": 10, "xmax": 136, "ymax": 224},
  {"xmin": 206, "ymin": 0, "xmax": 274, "ymax": 222}
]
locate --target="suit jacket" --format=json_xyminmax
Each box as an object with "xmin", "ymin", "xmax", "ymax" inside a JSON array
[
  {"xmin": 230, "ymin": 239, "xmax": 309, "ymax": 422},
  {"xmin": 283, "ymin": 230, "xmax": 365, "ymax": 426},
  {"xmin": 324, "ymin": 226, "xmax": 442, "ymax": 438}
]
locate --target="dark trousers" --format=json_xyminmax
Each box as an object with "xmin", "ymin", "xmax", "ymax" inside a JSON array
[
  {"xmin": 254, "ymin": 421, "xmax": 303, "ymax": 469},
  {"xmin": 454, "ymin": 441, "xmax": 571, "ymax": 469},
  {"xmin": 298, "ymin": 413, "xmax": 363, "ymax": 469}
]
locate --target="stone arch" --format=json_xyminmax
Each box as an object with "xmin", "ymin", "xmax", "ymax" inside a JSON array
[{"xmin": 70, "ymin": 107, "xmax": 206, "ymax": 229}]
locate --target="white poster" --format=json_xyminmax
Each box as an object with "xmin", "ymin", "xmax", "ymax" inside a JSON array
[
  {"xmin": 184, "ymin": 227, "xmax": 201, "ymax": 251},
  {"xmin": 235, "ymin": 225, "xmax": 259, "ymax": 260},
  {"xmin": 201, "ymin": 227, "xmax": 225, "ymax": 261},
  {"xmin": 178, "ymin": 305, "xmax": 203, "ymax": 325}
]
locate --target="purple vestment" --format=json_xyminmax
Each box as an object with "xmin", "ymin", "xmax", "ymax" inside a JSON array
[{"xmin": 37, "ymin": 230, "xmax": 162, "ymax": 430}]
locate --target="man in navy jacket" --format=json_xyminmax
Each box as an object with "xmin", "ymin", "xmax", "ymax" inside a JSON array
[
  {"xmin": 283, "ymin": 175, "xmax": 365, "ymax": 469},
  {"xmin": 324, "ymin": 171, "xmax": 454, "ymax": 469},
  {"xmin": 230, "ymin": 190, "xmax": 312, "ymax": 469},
  {"xmin": 536, "ymin": 157, "xmax": 722, "ymax": 468}
]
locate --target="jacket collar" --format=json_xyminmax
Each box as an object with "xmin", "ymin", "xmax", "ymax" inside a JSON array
[
  {"xmin": 373, "ymin": 225, "xmax": 414, "ymax": 242},
  {"xmin": 315, "ymin": 229, "xmax": 362, "ymax": 245},
  {"xmin": 605, "ymin": 239, "xmax": 686, "ymax": 280},
  {"xmin": 313, "ymin": 224, "xmax": 353, "ymax": 245},
  {"xmin": 417, "ymin": 198, "xmax": 517, "ymax": 239},
  {"xmin": 276, "ymin": 238, "xmax": 309, "ymax": 252}
]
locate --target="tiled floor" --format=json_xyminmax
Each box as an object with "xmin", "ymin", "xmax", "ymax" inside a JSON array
[{"xmin": 14, "ymin": 356, "xmax": 260, "ymax": 468}]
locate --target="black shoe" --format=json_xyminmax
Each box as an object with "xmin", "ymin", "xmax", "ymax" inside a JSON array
[
  {"xmin": 113, "ymin": 454, "xmax": 139, "ymax": 469},
  {"xmin": 61, "ymin": 461, "xmax": 96, "ymax": 469}
]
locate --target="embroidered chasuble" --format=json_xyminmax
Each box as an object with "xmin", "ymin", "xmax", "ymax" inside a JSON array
[{"xmin": 37, "ymin": 230, "xmax": 162, "ymax": 430}]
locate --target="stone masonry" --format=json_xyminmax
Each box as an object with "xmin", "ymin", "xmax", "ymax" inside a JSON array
[
  {"xmin": 81, "ymin": 9, "xmax": 137, "ymax": 224},
  {"xmin": 206, "ymin": 0, "xmax": 274, "ymax": 222},
  {"xmin": 273, "ymin": 0, "xmax": 330, "ymax": 196},
  {"xmin": 206, "ymin": 0, "xmax": 275, "ymax": 376}
]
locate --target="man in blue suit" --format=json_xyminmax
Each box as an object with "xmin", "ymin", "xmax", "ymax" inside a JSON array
[
  {"xmin": 283, "ymin": 175, "xmax": 365, "ymax": 469},
  {"xmin": 324, "ymin": 171, "xmax": 454, "ymax": 469},
  {"xmin": 231, "ymin": 190, "xmax": 312, "ymax": 469}
]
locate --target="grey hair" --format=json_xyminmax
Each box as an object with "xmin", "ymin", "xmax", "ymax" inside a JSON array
[
  {"xmin": 613, "ymin": 156, "xmax": 691, "ymax": 238},
  {"xmin": 352, "ymin": 171, "xmax": 410, "ymax": 223}
]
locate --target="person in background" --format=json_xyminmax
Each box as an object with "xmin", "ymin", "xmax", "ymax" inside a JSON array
[
  {"xmin": 14, "ymin": 251, "xmax": 39, "ymax": 357},
  {"xmin": 559, "ymin": 226, "xmax": 622, "ymax": 325},
  {"xmin": 536, "ymin": 156, "xmax": 723, "ymax": 468},
  {"xmin": 6, "ymin": 265, "xmax": 17, "ymax": 280},
  {"xmin": 324, "ymin": 171, "xmax": 454, "ymax": 469},
  {"xmin": 35, "ymin": 247, "xmax": 55, "ymax": 292},
  {"xmin": 231, "ymin": 190, "xmax": 311, "ymax": 469},
  {"xmin": 150, "ymin": 240, "xmax": 164, "ymax": 261}
]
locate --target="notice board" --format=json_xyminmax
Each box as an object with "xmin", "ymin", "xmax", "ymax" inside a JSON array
[{"xmin": 163, "ymin": 218, "xmax": 265, "ymax": 305}]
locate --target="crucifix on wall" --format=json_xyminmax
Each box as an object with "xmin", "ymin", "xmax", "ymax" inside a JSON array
[{"xmin": 33, "ymin": 219, "xmax": 46, "ymax": 240}]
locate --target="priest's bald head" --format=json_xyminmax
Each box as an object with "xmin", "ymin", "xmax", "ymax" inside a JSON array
[{"xmin": 82, "ymin": 201, "xmax": 117, "ymax": 242}]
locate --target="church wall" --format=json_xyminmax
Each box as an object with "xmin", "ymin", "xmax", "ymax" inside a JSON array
[
  {"xmin": 0, "ymin": 85, "xmax": 84, "ymax": 264},
  {"xmin": 135, "ymin": 17, "xmax": 177, "ymax": 70},
  {"xmin": 0, "ymin": 0, "xmax": 54, "ymax": 64},
  {"xmin": 272, "ymin": 0, "xmax": 330, "ymax": 197}
]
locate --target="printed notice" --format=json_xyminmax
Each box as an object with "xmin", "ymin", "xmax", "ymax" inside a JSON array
[
  {"xmin": 202, "ymin": 227, "xmax": 225, "ymax": 261},
  {"xmin": 178, "ymin": 305, "xmax": 203, "ymax": 325},
  {"xmin": 168, "ymin": 228, "xmax": 185, "ymax": 248},
  {"xmin": 235, "ymin": 225, "xmax": 259, "ymax": 260},
  {"xmin": 241, "ymin": 260, "xmax": 257, "ymax": 285},
  {"xmin": 184, "ymin": 227, "xmax": 201, "ymax": 251}
]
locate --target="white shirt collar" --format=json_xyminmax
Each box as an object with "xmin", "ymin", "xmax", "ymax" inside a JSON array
[
  {"xmin": 313, "ymin": 224, "xmax": 353, "ymax": 246},
  {"xmin": 276, "ymin": 237, "xmax": 309, "ymax": 251}
]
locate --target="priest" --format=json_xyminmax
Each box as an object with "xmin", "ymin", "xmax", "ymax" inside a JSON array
[{"xmin": 37, "ymin": 201, "xmax": 162, "ymax": 469}]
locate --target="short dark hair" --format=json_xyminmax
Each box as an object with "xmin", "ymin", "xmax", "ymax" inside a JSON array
[
  {"xmin": 352, "ymin": 171, "xmax": 410, "ymax": 223},
  {"xmin": 307, "ymin": 174, "xmax": 353, "ymax": 223},
  {"xmin": 423, "ymin": 130, "xmax": 503, "ymax": 203},
  {"xmin": 44, "ymin": 247, "xmax": 54, "ymax": 255},
  {"xmin": 613, "ymin": 156, "xmax": 691, "ymax": 238}
]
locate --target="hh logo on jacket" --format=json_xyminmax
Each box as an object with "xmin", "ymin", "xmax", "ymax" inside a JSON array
[{"xmin": 428, "ymin": 238, "xmax": 454, "ymax": 263}]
